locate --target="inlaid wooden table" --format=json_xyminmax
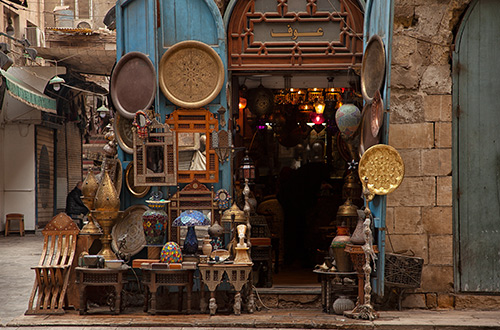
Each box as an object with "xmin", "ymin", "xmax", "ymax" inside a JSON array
[
  {"xmin": 141, "ymin": 268, "xmax": 194, "ymax": 314},
  {"xmin": 75, "ymin": 266, "xmax": 129, "ymax": 315},
  {"xmin": 198, "ymin": 263, "xmax": 254, "ymax": 315},
  {"xmin": 313, "ymin": 270, "xmax": 357, "ymax": 314}
]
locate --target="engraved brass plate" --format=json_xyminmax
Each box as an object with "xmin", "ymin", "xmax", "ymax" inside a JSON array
[
  {"xmin": 111, "ymin": 204, "xmax": 147, "ymax": 256},
  {"xmin": 361, "ymin": 35, "xmax": 385, "ymax": 103},
  {"xmin": 125, "ymin": 161, "xmax": 151, "ymax": 198},
  {"xmin": 159, "ymin": 40, "xmax": 225, "ymax": 108},
  {"xmin": 358, "ymin": 144, "xmax": 404, "ymax": 195},
  {"xmin": 114, "ymin": 112, "xmax": 134, "ymax": 154}
]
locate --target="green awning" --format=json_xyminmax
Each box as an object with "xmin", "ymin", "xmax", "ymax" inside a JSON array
[{"xmin": 1, "ymin": 69, "xmax": 57, "ymax": 113}]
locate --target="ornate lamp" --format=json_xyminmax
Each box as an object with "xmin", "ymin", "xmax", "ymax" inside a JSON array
[
  {"xmin": 172, "ymin": 210, "xmax": 211, "ymax": 255},
  {"xmin": 239, "ymin": 150, "xmax": 255, "ymax": 184},
  {"xmin": 80, "ymin": 167, "xmax": 101, "ymax": 234}
]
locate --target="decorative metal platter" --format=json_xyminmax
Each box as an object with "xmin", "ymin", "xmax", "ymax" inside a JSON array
[
  {"xmin": 125, "ymin": 161, "xmax": 151, "ymax": 198},
  {"xmin": 159, "ymin": 40, "xmax": 224, "ymax": 108},
  {"xmin": 370, "ymin": 90, "xmax": 384, "ymax": 137},
  {"xmin": 114, "ymin": 112, "xmax": 134, "ymax": 154},
  {"xmin": 359, "ymin": 103, "xmax": 381, "ymax": 157},
  {"xmin": 361, "ymin": 34, "xmax": 386, "ymax": 103},
  {"xmin": 358, "ymin": 144, "xmax": 404, "ymax": 196},
  {"xmin": 111, "ymin": 51, "xmax": 156, "ymax": 119},
  {"xmin": 111, "ymin": 204, "xmax": 147, "ymax": 257}
]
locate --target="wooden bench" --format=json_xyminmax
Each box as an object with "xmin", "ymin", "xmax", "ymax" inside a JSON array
[{"xmin": 26, "ymin": 213, "xmax": 80, "ymax": 315}]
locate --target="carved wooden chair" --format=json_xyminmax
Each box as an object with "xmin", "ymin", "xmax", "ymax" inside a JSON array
[{"xmin": 26, "ymin": 213, "xmax": 80, "ymax": 315}]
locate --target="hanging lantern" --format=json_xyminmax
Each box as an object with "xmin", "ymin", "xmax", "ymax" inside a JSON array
[
  {"xmin": 311, "ymin": 112, "xmax": 325, "ymax": 125},
  {"xmin": 239, "ymin": 150, "xmax": 256, "ymax": 183}
]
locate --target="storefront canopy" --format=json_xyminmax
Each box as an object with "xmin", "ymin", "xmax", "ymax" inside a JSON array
[{"xmin": 1, "ymin": 68, "xmax": 56, "ymax": 113}]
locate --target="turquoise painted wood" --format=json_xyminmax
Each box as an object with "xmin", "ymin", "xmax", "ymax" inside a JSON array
[
  {"xmin": 453, "ymin": 0, "xmax": 500, "ymax": 293},
  {"xmin": 363, "ymin": 0, "xmax": 394, "ymax": 296},
  {"xmin": 115, "ymin": 0, "xmax": 230, "ymax": 193}
]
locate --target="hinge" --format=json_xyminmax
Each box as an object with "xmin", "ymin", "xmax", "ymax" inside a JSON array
[{"xmin": 455, "ymin": 105, "xmax": 461, "ymax": 119}]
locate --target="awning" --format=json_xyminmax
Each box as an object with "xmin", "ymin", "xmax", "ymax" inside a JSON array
[{"xmin": 1, "ymin": 68, "xmax": 57, "ymax": 113}]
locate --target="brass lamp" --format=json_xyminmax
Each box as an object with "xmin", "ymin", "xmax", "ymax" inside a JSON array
[{"xmin": 80, "ymin": 168, "xmax": 101, "ymax": 234}]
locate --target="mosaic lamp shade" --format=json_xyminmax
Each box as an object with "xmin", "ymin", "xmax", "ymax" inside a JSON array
[{"xmin": 172, "ymin": 210, "xmax": 210, "ymax": 255}]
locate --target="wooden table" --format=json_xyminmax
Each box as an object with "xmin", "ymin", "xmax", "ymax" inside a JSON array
[
  {"xmin": 141, "ymin": 268, "xmax": 194, "ymax": 314},
  {"xmin": 313, "ymin": 270, "xmax": 357, "ymax": 314},
  {"xmin": 75, "ymin": 266, "xmax": 129, "ymax": 315},
  {"xmin": 198, "ymin": 263, "xmax": 254, "ymax": 315}
]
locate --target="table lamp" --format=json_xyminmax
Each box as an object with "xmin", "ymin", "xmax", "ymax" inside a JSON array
[{"xmin": 172, "ymin": 210, "xmax": 210, "ymax": 255}]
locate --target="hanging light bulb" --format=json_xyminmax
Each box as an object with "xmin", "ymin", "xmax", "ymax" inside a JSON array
[
  {"xmin": 97, "ymin": 96, "xmax": 110, "ymax": 118},
  {"xmin": 49, "ymin": 60, "xmax": 65, "ymax": 91}
]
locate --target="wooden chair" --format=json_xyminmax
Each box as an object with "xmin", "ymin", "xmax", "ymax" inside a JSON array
[
  {"xmin": 5, "ymin": 213, "xmax": 25, "ymax": 236},
  {"xmin": 26, "ymin": 213, "xmax": 80, "ymax": 315}
]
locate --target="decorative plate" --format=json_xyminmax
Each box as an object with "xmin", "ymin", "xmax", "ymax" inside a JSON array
[
  {"xmin": 358, "ymin": 144, "xmax": 404, "ymax": 196},
  {"xmin": 361, "ymin": 35, "xmax": 386, "ymax": 103},
  {"xmin": 110, "ymin": 51, "xmax": 156, "ymax": 119},
  {"xmin": 125, "ymin": 161, "xmax": 151, "ymax": 198},
  {"xmin": 370, "ymin": 90, "xmax": 384, "ymax": 138},
  {"xmin": 359, "ymin": 103, "xmax": 380, "ymax": 157},
  {"xmin": 114, "ymin": 112, "xmax": 134, "ymax": 154},
  {"xmin": 111, "ymin": 204, "xmax": 148, "ymax": 257},
  {"xmin": 159, "ymin": 40, "xmax": 224, "ymax": 108},
  {"xmin": 247, "ymin": 85, "xmax": 274, "ymax": 117}
]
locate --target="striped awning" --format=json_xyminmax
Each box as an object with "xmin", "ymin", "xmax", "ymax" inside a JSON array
[{"xmin": 1, "ymin": 69, "xmax": 57, "ymax": 113}]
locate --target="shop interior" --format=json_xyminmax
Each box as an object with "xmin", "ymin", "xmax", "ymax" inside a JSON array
[{"xmin": 231, "ymin": 72, "xmax": 365, "ymax": 286}]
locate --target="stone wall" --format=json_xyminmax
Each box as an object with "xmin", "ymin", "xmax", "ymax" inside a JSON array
[{"xmin": 387, "ymin": 0, "xmax": 475, "ymax": 309}]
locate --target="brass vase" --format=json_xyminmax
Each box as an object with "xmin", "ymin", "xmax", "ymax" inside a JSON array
[
  {"xmin": 92, "ymin": 170, "xmax": 120, "ymax": 260},
  {"xmin": 80, "ymin": 169, "xmax": 102, "ymax": 234}
]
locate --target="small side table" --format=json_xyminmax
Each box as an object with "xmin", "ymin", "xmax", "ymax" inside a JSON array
[
  {"xmin": 75, "ymin": 266, "xmax": 129, "ymax": 315},
  {"xmin": 141, "ymin": 268, "xmax": 194, "ymax": 314},
  {"xmin": 198, "ymin": 263, "xmax": 254, "ymax": 316},
  {"xmin": 314, "ymin": 270, "xmax": 357, "ymax": 314}
]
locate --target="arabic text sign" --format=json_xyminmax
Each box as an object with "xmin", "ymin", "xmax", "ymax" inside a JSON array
[{"xmin": 253, "ymin": 22, "xmax": 340, "ymax": 43}]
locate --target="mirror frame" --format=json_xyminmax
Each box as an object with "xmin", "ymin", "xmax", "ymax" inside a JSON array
[{"xmin": 166, "ymin": 109, "xmax": 219, "ymax": 183}]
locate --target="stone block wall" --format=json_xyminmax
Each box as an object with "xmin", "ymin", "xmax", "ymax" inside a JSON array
[{"xmin": 386, "ymin": 0, "xmax": 472, "ymax": 309}]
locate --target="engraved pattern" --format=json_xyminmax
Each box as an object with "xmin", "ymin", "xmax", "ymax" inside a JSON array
[
  {"xmin": 160, "ymin": 42, "xmax": 224, "ymax": 108},
  {"xmin": 358, "ymin": 144, "xmax": 404, "ymax": 195}
]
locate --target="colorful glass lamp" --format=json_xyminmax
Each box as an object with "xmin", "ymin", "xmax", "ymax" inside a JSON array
[{"xmin": 172, "ymin": 210, "xmax": 210, "ymax": 255}]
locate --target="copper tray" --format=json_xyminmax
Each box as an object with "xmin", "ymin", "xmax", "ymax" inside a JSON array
[
  {"xmin": 111, "ymin": 204, "xmax": 148, "ymax": 257},
  {"xmin": 359, "ymin": 103, "xmax": 381, "ymax": 157},
  {"xmin": 159, "ymin": 40, "xmax": 224, "ymax": 108},
  {"xmin": 370, "ymin": 90, "xmax": 384, "ymax": 137},
  {"xmin": 113, "ymin": 112, "xmax": 134, "ymax": 154},
  {"xmin": 125, "ymin": 161, "xmax": 150, "ymax": 198},
  {"xmin": 361, "ymin": 35, "xmax": 386, "ymax": 102},
  {"xmin": 111, "ymin": 51, "xmax": 156, "ymax": 119}
]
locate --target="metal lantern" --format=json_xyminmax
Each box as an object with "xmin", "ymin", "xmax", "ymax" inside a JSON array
[{"xmin": 239, "ymin": 150, "xmax": 255, "ymax": 183}]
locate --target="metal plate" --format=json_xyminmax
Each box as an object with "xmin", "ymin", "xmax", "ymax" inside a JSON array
[
  {"xmin": 361, "ymin": 35, "xmax": 386, "ymax": 102},
  {"xmin": 114, "ymin": 112, "xmax": 134, "ymax": 154},
  {"xmin": 358, "ymin": 144, "xmax": 404, "ymax": 195},
  {"xmin": 125, "ymin": 161, "xmax": 150, "ymax": 198},
  {"xmin": 370, "ymin": 90, "xmax": 384, "ymax": 137},
  {"xmin": 359, "ymin": 104, "xmax": 381, "ymax": 157},
  {"xmin": 111, "ymin": 51, "xmax": 156, "ymax": 119},
  {"xmin": 111, "ymin": 204, "xmax": 147, "ymax": 257},
  {"xmin": 159, "ymin": 40, "xmax": 224, "ymax": 108}
]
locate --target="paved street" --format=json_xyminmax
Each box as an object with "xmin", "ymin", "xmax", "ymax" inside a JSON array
[{"xmin": 2, "ymin": 234, "xmax": 500, "ymax": 329}]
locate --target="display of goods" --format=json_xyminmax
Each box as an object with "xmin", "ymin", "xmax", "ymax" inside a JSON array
[{"xmin": 160, "ymin": 241, "xmax": 183, "ymax": 263}]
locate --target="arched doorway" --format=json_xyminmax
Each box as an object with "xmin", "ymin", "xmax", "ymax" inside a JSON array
[{"xmin": 453, "ymin": 0, "xmax": 500, "ymax": 293}]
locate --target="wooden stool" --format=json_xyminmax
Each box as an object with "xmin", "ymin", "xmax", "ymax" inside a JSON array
[{"xmin": 5, "ymin": 213, "xmax": 24, "ymax": 236}]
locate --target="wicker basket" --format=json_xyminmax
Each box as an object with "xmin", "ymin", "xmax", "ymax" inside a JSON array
[{"xmin": 384, "ymin": 252, "xmax": 423, "ymax": 288}]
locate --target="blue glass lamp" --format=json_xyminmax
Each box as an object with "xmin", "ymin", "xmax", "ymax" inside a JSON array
[{"xmin": 172, "ymin": 210, "xmax": 210, "ymax": 255}]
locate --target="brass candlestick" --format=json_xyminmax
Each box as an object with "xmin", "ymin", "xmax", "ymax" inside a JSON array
[
  {"xmin": 80, "ymin": 168, "xmax": 102, "ymax": 234},
  {"xmin": 92, "ymin": 170, "xmax": 121, "ymax": 260}
]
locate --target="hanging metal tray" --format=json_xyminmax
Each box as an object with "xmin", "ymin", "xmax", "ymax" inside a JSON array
[
  {"xmin": 111, "ymin": 204, "xmax": 148, "ymax": 257},
  {"xmin": 361, "ymin": 35, "xmax": 386, "ymax": 103},
  {"xmin": 370, "ymin": 90, "xmax": 384, "ymax": 138},
  {"xmin": 159, "ymin": 40, "xmax": 225, "ymax": 108},
  {"xmin": 359, "ymin": 103, "xmax": 381, "ymax": 157},
  {"xmin": 111, "ymin": 51, "xmax": 156, "ymax": 119},
  {"xmin": 125, "ymin": 161, "xmax": 151, "ymax": 198},
  {"xmin": 113, "ymin": 112, "xmax": 134, "ymax": 154}
]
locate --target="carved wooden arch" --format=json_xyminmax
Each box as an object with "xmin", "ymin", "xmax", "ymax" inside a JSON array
[{"xmin": 227, "ymin": 0, "xmax": 364, "ymax": 71}]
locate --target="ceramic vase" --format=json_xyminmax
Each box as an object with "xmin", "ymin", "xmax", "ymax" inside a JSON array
[
  {"xmin": 333, "ymin": 295, "xmax": 355, "ymax": 315},
  {"xmin": 142, "ymin": 200, "xmax": 169, "ymax": 245},
  {"xmin": 329, "ymin": 225, "xmax": 352, "ymax": 272},
  {"xmin": 202, "ymin": 237, "xmax": 213, "ymax": 256}
]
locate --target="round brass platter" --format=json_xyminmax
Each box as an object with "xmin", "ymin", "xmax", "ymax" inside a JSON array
[
  {"xmin": 159, "ymin": 40, "xmax": 225, "ymax": 108},
  {"xmin": 361, "ymin": 35, "xmax": 386, "ymax": 103},
  {"xmin": 111, "ymin": 204, "xmax": 147, "ymax": 257},
  {"xmin": 125, "ymin": 161, "xmax": 150, "ymax": 198},
  {"xmin": 358, "ymin": 144, "xmax": 404, "ymax": 196},
  {"xmin": 114, "ymin": 112, "xmax": 134, "ymax": 154},
  {"xmin": 359, "ymin": 104, "xmax": 381, "ymax": 157}
]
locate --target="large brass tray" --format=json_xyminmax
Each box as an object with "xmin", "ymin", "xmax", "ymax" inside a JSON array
[
  {"xmin": 159, "ymin": 40, "xmax": 225, "ymax": 108},
  {"xmin": 361, "ymin": 35, "xmax": 386, "ymax": 103},
  {"xmin": 113, "ymin": 112, "xmax": 134, "ymax": 154},
  {"xmin": 358, "ymin": 144, "xmax": 404, "ymax": 196},
  {"xmin": 111, "ymin": 204, "xmax": 147, "ymax": 257},
  {"xmin": 125, "ymin": 161, "xmax": 150, "ymax": 198}
]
